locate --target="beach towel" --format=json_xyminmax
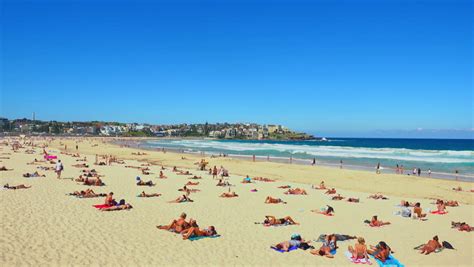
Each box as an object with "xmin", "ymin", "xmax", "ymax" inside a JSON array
[
  {"xmin": 430, "ymin": 210, "xmax": 448, "ymax": 215},
  {"xmin": 371, "ymin": 255, "xmax": 404, "ymax": 267},
  {"xmin": 271, "ymin": 245, "xmax": 299, "ymax": 253},
  {"xmin": 93, "ymin": 204, "xmax": 111, "ymax": 209},
  {"xmin": 345, "ymin": 251, "xmax": 372, "ymax": 264},
  {"xmin": 188, "ymin": 234, "xmax": 220, "ymax": 241}
]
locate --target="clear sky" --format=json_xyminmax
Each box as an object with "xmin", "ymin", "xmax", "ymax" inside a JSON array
[{"xmin": 1, "ymin": 0, "xmax": 472, "ymax": 138}]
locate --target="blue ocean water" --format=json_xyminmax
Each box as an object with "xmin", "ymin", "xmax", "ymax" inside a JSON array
[{"xmin": 141, "ymin": 138, "xmax": 474, "ymax": 178}]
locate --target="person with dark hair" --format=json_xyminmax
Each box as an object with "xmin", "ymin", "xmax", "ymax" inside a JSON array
[
  {"xmin": 413, "ymin": 202, "xmax": 426, "ymax": 218},
  {"xmin": 419, "ymin": 236, "xmax": 442, "ymax": 255},
  {"xmin": 181, "ymin": 225, "xmax": 217, "ymax": 240},
  {"xmin": 369, "ymin": 216, "xmax": 391, "ymax": 227},
  {"xmin": 368, "ymin": 241, "xmax": 392, "ymax": 262},
  {"xmin": 310, "ymin": 234, "xmax": 336, "ymax": 258},
  {"xmin": 263, "ymin": 215, "xmax": 298, "ymax": 226}
]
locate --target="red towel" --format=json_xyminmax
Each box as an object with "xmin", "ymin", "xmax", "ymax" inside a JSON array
[{"xmin": 93, "ymin": 204, "xmax": 111, "ymax": 209}]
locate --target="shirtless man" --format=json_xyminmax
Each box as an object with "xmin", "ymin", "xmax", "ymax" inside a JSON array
[
  {"xmin": 263, "ymin": 215, "xmax": 299, "ymax": 226},
  {"xmin": 157, "ymin": 213, "xmax": 190, "ymax": 233},
  {"xmin": 413, "ymin": 203, "xmax": 426, "ymax": 218},
  {"xmin": 265, "ymin": 196, "xmax": 286, "ymax": 204},
  {"xmin": 285, "ymin": 188, "xmax": 307, "ymax": 195},
  {"xmin": 325, "ymin": 188, "xmax": 336, "ymax": 195},
  {"xmin": 419, "ymin": 236, "xmax": 442, "ymax": 255},
  {"xmin": 332, "ymin": 194, "xmax": 344, "ymax": 200},
  {"xmin": 181, "ymin": 225, "xmax": 217, "ymax": 240},
  {"xmin": 4, "ymin": 183, "xmax": 31, "ymax": 189}
]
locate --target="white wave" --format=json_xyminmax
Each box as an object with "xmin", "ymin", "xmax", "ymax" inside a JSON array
[{"xmin": 147, "ymin": 139, "xmax": 474, "ymax": 164}]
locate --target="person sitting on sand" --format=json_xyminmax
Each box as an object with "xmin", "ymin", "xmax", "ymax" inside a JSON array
[
  {"xmin": 186, "ymin": 181, "xmax": 199, "ymax": 186},
  {"xmin": 220, "ymin": 191, "xmax": 238, "ymax": 198},
  {"xmin": 23, "ymin": 171, "xmax": 46, "ymax": 178},
  {"xmin": 242, "ymin": 175, "xmax": 252, "ymax": 183},
  {"xmin": 285, "ymin": 188, "xmax": 307, "ymax": 195},
  {"xmin": 105, "ymin": 192, "xmax": 117, "ymax": 206},
  {"xmin": 369, "ymin": 215, "xmax": 391, "ymax": 227},
  {"xmin": 3, "ymin": 183, "xmax": 31, "ymax": 189},
  {"xmin": 273, "ymin": 234, "xmax": 311, "ymax": 252},
  {"xmin": 278, "ymin": 185, "xmax": 291, "ymax": 189},
  {"xmin": 419, "ymin": 236, "xmax": 442, "ymax": 255},
  {"xmin": 451, "ymin": 222, "xmax": 473, "ymax": 232},
  {"xmin": 400, "ymin": 200, "xmax": 415, "ymax": 207},
  {"xmin": 216, "ymin": 179, "xmax": 230, "ymax": 187},
  {"xmin": 332, "ymin": 194, "xmax": 344, "ymax": 200},
  {"xmin": 263, "ymin": 215, "xmax": 299, "ymax": 226},
  {"xmin": 347, "ymin": 197, "xmax": 360, "ymax": 203},
  {"xmin": 312, "ymin": 205, "xmax": 335, "ymax": 216},
  {"xmin": 159, "ymin": 171, "xmax": 167, "ymax": 179},
  {"xmin": 368, "ymin": 241, "xmax": 392, "ymax": 262},
  {"xmin": 169, "ymin": 194, "xmax": 194, "ymax": 203},
  {"xmin": 325, "ymin": 188, "xmax": 336, "ymax": 195},
  {"xmin": 445, "ymin": 200, "xmax": 459, "ymax": 207},
  {"xmin": 413, "ymin": 202, "xmax": 427, "ymax": 219},
  {"xmin": 312, "ymin": 181, "xmax": 327, "ymax": 190},
  {"xmin": 157, "ymin": 213, "xmax": 190, "ymax": 233},
  {"xmin": 368, "ymin": 193, "xmax": 388, "ymax": 200},
  {"xmin": 310, "ymin": 234, "xmax": 337, "ymax": 258},
  {"xmin": 181, "ymin": 225, "xmax": 217, "ymax": 240},
  {"xmin": 0, "ymin": 166, "xmax": 12, "ymax": 171},
  {"xmin": 348, "ymin": 237, "xmax": 369, "ymax": 261},
  {"xmin": 136, "ymin": 178, "xmax": 154, "ymax": 186},
  {"xmin": 138, "ymin": 191, "xmax": 162, "ymax": 198},
  {"xmin": 141, "ymin": 169, "xmax": 150, "ymax": 175},
  {"xmin": 436, "ymin": 200, "xmax": 447, "ymax": 213},
  {"xmin": 452, "ymin": 186, "xmax": 463, "ymax": 192},
  {"xmin": 265, "ymin": 196, "xmax": 286, "ymax": 204}
]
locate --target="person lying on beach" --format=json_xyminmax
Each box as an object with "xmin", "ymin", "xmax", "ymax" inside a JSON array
[
  {"xmin": 284, "ymin": 188, "xmax": 307, "ymax": 195},
  {"xmin": 0, "ymin": 166, "xmax": 13, "ymax": 171},
  {"xmin": 132, "ymin": 152, "xmax": 147, "ymax": 156},
  {"xmin": 451, "ymin": 222, "xmax": 473, "ymax": 232},
  {"xmin": 178, "ymin": 186, "xmax": 200, "ymax": 193},
  {"xmin": 312, "ymin": 181, "xmax": 326, "ymax": 190},
  {"xmin": 27, "ymin": 159, "xmax": 45, "ymax": 165},
  {"xmin": 332, "ymin": 194, "xmax": 344, "ymax": 200},
  {"xmin": 105, "ymin": 192, "xmax": 116, "ymax": 206},
  {"xmin": 347, "ymin": 197, "xmax": 360, "ymax": 203},
  {"xmin": 70, "ymin": 189, "xmax": 106, "ymax": 198},
  {"xmin": 72, "ymin": 163, "xmax": 89, "ymax": 168},
  {"xmin": 368, "ymin": 216, "xmax": 391, "ymax": 227},
  {"xmin": 182, "ymin": 225, "xmax": 217, "ymax": 240},
  {"xmin": 452, "ymin": 186, "xmax": 463, "ymax": 192},
  {"xmin": 242, "ymin": 175, "xmax": 252, "ymax": 183},
  {"xmin": 348, "ymin": 237, "xmax": 370, "ymax": 261},
  {"xmin": 138, "ymin": 191, "xmax": 162, "ymax": 198},
  {"xmin": 136, "ymin": 179, "xmax": 154, "ymax": 186},
  {"xmin": 445, "ymin": 200, "xmax": 459, "ymax": 207},
  {"xmin": 169, "ymin": 194, "xmax": 194, "ymax": 203},
  {"xmin": 141, "ymin": 169, "xmax": 150, "ymax": 175},
  {"xmin": 159, "ymin": 171, "xmax": 167, "ymax": 179},
  {"xmin": 263, "ymin": 215, "xmax": 299, "ymax": 226},
  {"xmin": 4, "ymin": 183, "xmax": 31, "ymax": 189},
  {"xmin": 272, "ymin": 234, "xmax": 311, "ymax": 252},
  {"xmin": 436, "ymin": 200, "xmax": 447, "ymax": 212},
  {"xmin": 253, "ymin": 177, "xmax": 275, "ymax": 182},
  {"xmin": 325, "ymin": 188, "xmax": 336, "ymax": 194},
  {"xmin": 400, "ymin": 200, "xmax": 416, "ymax": 207},
  {"xmin": 368, "ymin": 241, "xmax": 392, "ymax": 262},
  {"xmin": 157, "ymin": 213, "xmax": 190, "ymax": 233},
  {"xmin": 141, "ymin": 163, "xmax": 151, "ymax": 166},
  {"xmin": 419, "ymin": 236, "xmax": 442, "ymax": 255},
  {"xmin": 278, "ymin": 185, "xmax": 291, "ymax": 189},
  {"xmin": 216, "ymin": 179, "xmax": 231, "ymax": 186},
  {"xmin": 368, "ymin": 193, "xmax": 388, "ymax": 200},
  {"xmin": 23, "ymin": 171, "xmax": 46, "ymax": 178},
  {"xmin": 312, "ymin": 205, "xmax": 335, "ymax": 216},
  {"xmin": 186, "ymin": 181, "xmax": 199, "ymax": 186},
  {"xmin": 413, "ymin": 202, "xmax": 427, "ymax": 219},
  {"xmin": 76, "ymin": 157, "xmax": 87, "ymax": 162},
  {"xmin": 84, "ymin": 177, "xmax": 104, "ymax": 186},
  {"xmin": 188, "ymin": 175, "xmax": 202, "ymax": 179},
  {"xmin": 100, "ymin": 203, "xmax": 133, "ymax": 211},
  {"xmin": 176, "ymin": 170, "xmax": 192, "ymax": 175},
  {"xmin": 310, "ymin": 234, "xmax": 337, "ymax": 258},
  {"xmin": 125, "ymin": 165, "xmax": 142, "ymax": 169},
  {"xmin": 220, "ymin": 191, "xmax": 238, "ymax": 198},
  {"xmin": 265, "ymin": 196, "xmax": 286, "ymax": 204}
]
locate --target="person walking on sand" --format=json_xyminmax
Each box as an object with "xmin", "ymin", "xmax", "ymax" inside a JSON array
[
  {"xmin": 340, "ymin": 160, "xmax": 343, "ymax": 169},
  {"xmin": 376, "ymin": 163, "xmax": 381, "ymax": 174},
  {"xmin": 428, "ymin": 169, "xmax": 431, "ymax": 177},
  {"xmin": 417, "ymin": 168, "xmax": 421, "ymax": 177},
  {"xmin": 55, "ymin": 160, "xmax": 64, "ymax": 179},
  {"xmin": 312, "ymin": 158, "xmax": 316, "ymax": 166}
]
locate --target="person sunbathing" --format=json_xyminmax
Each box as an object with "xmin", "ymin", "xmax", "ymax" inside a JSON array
[
  {"xmin": 400, "ymin": 200, "xmax": 415, "ymax": 207},
  {"xmin": 273, "ymin": 234, "xmax": 311, "ymax": 252},
  {"xmin": 70, "ymin": 189, "xmax": 106, "ymax": 198},
  {"xmin": 186, "ymin": 181, "xmax": 199, "ymax": 186},
  {"xmin": 285, "ymin": 188, "xmax": 307, "ymax": 195},
  {"xmin": 452, "ymin": 186, "xmax": 463, "ymax": 192},
  {"xmin": 188, "ymin": 175, "xmax": 202, "ymax": 179},
  {"xmin": 4, "ymin": 183, "xmax": 31, "ymax": 189},
  {"xmin": 216, "ymin": 179, "xmax": 230, "ymax": 186},
  {"xmin": 159, "ymin": 171, "xmax": 167, "ymax": 179},
  {"xmin": 451, "ymin": 222, "xmax": 473, "ymax": 232},
  {"xmin": 325, "ymin": 188, "xmax": 336, "ymax": 194},
  {"xmin": 419, "ymin": 236, "xmax": 442, "ymax": 255},
  {"xmin": 84, "ymin": 177, "xmax": 104, "ymax": 186},
  {"xmin": 278, "ymin": 185, "xmax": 291, "ymax": 189},
  {"xmin": 136, "ymin": 179, "xmax": 154, "ymax": 186},
  {"xmin": 242, "ymin": 175, "xmax": 252, "ymax": 183},
  {"xmin": 177, "ymin": 170, "xmax": 191, "ymax": 175},
  {"xmin": 332, "ymin": 194, "xmax": 344, "ymax": 200},
  {"xmin": 312, "ymin": 205, "xmax": 335, "ymax": 216},
  {"xmin": 169, "ymin": 194, "xmax": 194, "ymax": 203},
  {"xmin": 265, "ymin": 196, "xmax": 286, "ymax": 204},
  {"xmin": 178, "ymin": 186, "xmax": 200, "ymax": 193},
  {"xmin": 368, "ymin": 241, "xmax": 392, "ymax": 262},
  {"xmin": 368, "ymin": 193, "xmax": 388, "ymax": 200},
  {"xmin": 181, "ymin": 225, "xmax": 217, "ymax": 240},
  {"xmin": 138, "ymin": 191, "xmax": 162, "ymax": 197},
  {"xmin": 310, "ymin": 234, "xmax": 337, "ymax": 258},
  {"xmin": 23, "ymin": 171, "xmax": 46, "ymax": 177},
  {"xmin": 141, "ymin": 169, "xmax": 150, "ymax": 175},
  {"xmin": 104, "ymin": 192, "xmax": 116, "ymax": 206},
  {"xmin": 100, "ymin": 203, "xmax": 133, "ymax": 211},
  {"xmin": 157, "ymin": 213, "xmax": 190, "ymax": 233},
  {"xmin": 445, "ymin": 200, "xmax": 459, "ymax": 207},
  {"xmin": 72, "ymin": 163, "xmax": 89, "ymax": 168},
  {"xmin": 254, "ymin": 177, "xmax": 275, "ymax": 182},
  {"xmin": 436, "ymin": 200, "xmax": 447, "ymax": 212},
  {"xmin": 369, "ymin": 216, "xmax": 391, "ymax": 227},
  {"xmin": 125, "ymin": 165, "xmax": 142, "ymax": 169},
  {"xmin": 347, "ymin": 197, "xmax": 360, "ymax": 203},
  {"xmin": 413, "ymin": 202, "xmax": 427, "ymax": 219},
  {"xmin": 263, "ymin": 215, "xmax": 299, "ymax": 226},
  {"xmin": 0, "ymin": 166, "xmax": 12, "ymax": 171},
  {"xmin": 312, "ymin": 181, "xmax": 326, "ymax": 190},
  {"xmin": 220, "ymin": 191, "xmax": 238, "ymax": 198},
  {"xmin": 348, "ymin": 237, "xmax": 369, "ymax": 261}
]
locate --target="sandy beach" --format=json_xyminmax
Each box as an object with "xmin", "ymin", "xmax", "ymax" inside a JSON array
[{"xmin": 1, "ymin": 137, "xmax": 473, "ymax": 266}]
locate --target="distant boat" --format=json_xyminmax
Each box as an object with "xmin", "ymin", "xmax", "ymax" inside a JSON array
[{"xmin": 321, "ymin": 137, "xmax": 328, "ymax": 141}]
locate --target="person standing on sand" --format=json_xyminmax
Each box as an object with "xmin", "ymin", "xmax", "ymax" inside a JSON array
[
  {"xmin": 340, "ymin": 160, "xmax": 343, "ymax": 169},
  {"xmin": 76, "ymin": 144, "xmax": 78, "ymax": 150},
  {"xmin": 428, "ymin": 169, "xmax": 431, "ymax": 177},
  {"xmin": 417, "ymin": 168, "xmax": 421, "ymax": 177},
  {"xmin": 312, "ymin": 158, "xmax": 316, "ymax": 166},
  {"xmin": 376, "ymin": 163, "xmax": 381, "ymax": 174},
  {"xmin": 55, "ymin": 160, "xmax": 64, "ymax": 179}
]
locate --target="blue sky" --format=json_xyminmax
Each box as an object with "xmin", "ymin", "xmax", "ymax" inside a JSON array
[{"xmin": 1, "ymin": 0, "xmax": 472, "ymax": 138}]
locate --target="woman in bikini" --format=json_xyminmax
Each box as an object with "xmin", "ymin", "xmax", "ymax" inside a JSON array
[
  {"xmin": 369, "ymin": 216, "xmax": 391, "ymax": 227},
  {"xmin": 312, "ymin": 205, "xmax": 334, "ymax": 216},
  {"xmin": 263, "ymin": 215, "xmax": 299, "ymax": 226},
  {"xmin": 265, "ymin": 196, "xmax": 286, "ymax": 204},
  {"xmin": 169, "ymin": 194, "xmax": 194, "ymax": 203},
  {"xmin": 181, "ymin": 225, "xmax": 217, "ymax": 240},
  {"xmin": 325, "ymin": 188, "xmax": 336, "ymax": 194},
  {"xmin": 100, "ymin": 203, "xmax": 133, "ymax": 211},
  {"xmin": 138, "ymin": 191, "xmax": 161, "ymax": 197},
  {"xmin": 348, "ymin": 237, "xmax": 369, "ymax": 261}
]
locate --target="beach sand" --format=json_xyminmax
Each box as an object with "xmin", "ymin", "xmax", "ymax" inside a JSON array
[{"xmin": 1, "ymin": 137, "xmax": 473, "ymax": 266}]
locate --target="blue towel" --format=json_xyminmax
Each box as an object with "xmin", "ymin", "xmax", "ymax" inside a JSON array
[
  {"xmin": 330, "ymin": 249, "xmax": 337, "ymax": 255},
  {"xmin": 271, "ymin": 245, "xmax": 299, "ymax": 253},
  {"xmin": 188, "ymin": 234, "xmax": 220, "ymax": 241},
  {"xmin": 371, "ymin": 255, "xmax": 404, "ymax": 267}
]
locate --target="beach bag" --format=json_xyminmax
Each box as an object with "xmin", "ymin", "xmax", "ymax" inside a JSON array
[{"xmin": 442, "ymin": 241, "xmax": 454, "ymax": 249}]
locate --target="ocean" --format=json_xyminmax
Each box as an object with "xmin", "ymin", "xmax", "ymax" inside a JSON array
[{"xmin": 137, "ymin": 138, "xmax": 474, "ymax": 181}]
